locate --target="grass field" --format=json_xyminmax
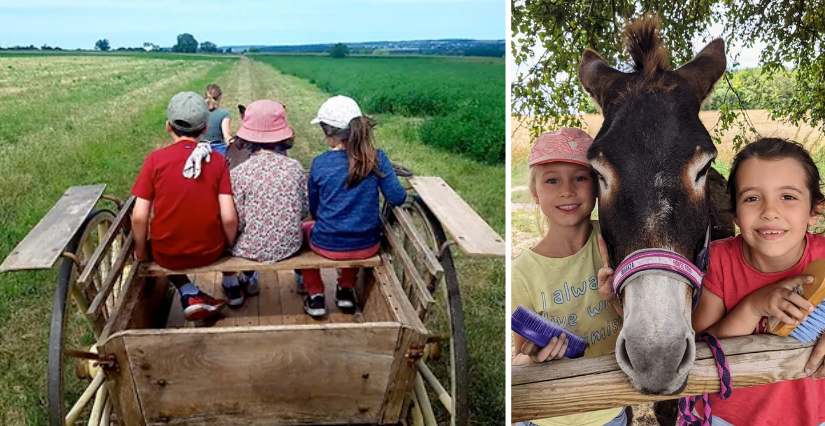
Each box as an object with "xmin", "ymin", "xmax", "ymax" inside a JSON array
[
  {"xmin": 0, "ymin": 54, "xmax": 504, "ymax": 425},
  {"xmin": 255, "ymin": 55, "xmax": 505, "ymax": 164}
]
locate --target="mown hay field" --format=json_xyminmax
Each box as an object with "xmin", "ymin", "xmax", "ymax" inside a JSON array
[
  {"xmin": 0, "ymin": 54, "xmax": 504, "ymax": 425},
  {"xmin": 256, "ymin": 55, "xmax": 505, "ymax": 164}
]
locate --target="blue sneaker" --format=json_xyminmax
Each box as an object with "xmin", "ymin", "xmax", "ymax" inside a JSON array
[
  {"xmin": 222, "ymin": 276, "xmax": 245, "ymax": 308},
  {"xmin": 238, "ymin": 271, "xmax": 259, "ymax": 296}
]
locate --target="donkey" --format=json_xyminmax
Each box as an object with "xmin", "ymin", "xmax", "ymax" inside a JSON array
[{"xmin": 578, "ymin": 16, "xmax": 733, "ymax": 397}]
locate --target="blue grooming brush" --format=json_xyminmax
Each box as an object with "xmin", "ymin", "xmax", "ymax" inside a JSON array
[
  {"xmin": 769, "ymin": 259, "xmax": 825, "ymax": 344},
  {"xmin": 511, "ymin": 305, "xmax": 589, "ymax": 358}
]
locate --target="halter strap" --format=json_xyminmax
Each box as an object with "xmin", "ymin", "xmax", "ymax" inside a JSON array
[
  {"xmin": 678, "ymin": 333, "xmax": 733, "ymax": 426},
  {"xmin": 612, "ymin": 248, "xmax": 705, "ymax": 309},
  {"xmin": 611, "ymin": 224, "xmax": 711, "ymax": 310}
]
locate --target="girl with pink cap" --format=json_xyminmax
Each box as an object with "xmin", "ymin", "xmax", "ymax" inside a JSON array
[
  {"xmin": 511, "ymin": 128, "xmax": 628, "ymax": 426},
  {"xmin": 300, "ymin": 95, "xmax": 408, "ymax": 317},
  {"xmin": 221, "ymin": 100, "xmax": 308, "ymax": 307}
]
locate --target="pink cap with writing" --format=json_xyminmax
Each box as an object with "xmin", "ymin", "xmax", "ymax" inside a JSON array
[{"xmin": 528, "ymin": 127, "xmax": 594, "ymax": 167}]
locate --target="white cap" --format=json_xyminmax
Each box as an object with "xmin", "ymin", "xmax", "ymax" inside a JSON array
[{"xmin": 310, "ymin": 95, "xmax": 362, "ymax": 129}]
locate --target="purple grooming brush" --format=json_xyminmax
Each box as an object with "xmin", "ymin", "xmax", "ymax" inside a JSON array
[{"xmin": 511, "ymin": 305, "xmax": 589, "ymax": 358}]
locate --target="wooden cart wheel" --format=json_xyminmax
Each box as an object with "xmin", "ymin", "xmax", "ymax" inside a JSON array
[
  {"xmin": 49, "ymin": 209, "xmax": 124, "ymax": 426},
  {"xmin": 395, "ymin": 198, "xmax": 469, "ymax": 426}
]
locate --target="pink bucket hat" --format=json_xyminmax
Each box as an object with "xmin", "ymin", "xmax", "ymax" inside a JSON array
[
  {"xmin": 528, "ymin": 127, "xmax": 594, "ymax": 167},
  {"xmin": 236, "ymin": 100, "xmax": 294, "ymax": 143}
]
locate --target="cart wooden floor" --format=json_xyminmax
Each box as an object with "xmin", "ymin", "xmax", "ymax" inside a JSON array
[{"xmin": 166, "ymin": 269, "xmax": 359, "ymax": 328}]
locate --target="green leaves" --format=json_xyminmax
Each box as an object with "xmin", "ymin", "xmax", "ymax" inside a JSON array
[{"xmin": 512, "ymin": 0, "xmax": 825, "ymax": 152}]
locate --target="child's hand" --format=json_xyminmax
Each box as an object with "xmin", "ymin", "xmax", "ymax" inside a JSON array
[
  {"xmin": 597, "ymin": 235, "xmax": 616, "ymax": 302},
  {"xmin": 745, "ymin": 274, "xmax": 815, "ymax": 326},
  {"xmin": 805, "ymin": 336, "xmax": 825, "ymax": 379},
  {"xmin": 519, "ymin": 334, "xmax": 568, "ymax": 363},
  {"xmin": 135, "ymin": 245, "xmax": 149, "ymax": 262}
]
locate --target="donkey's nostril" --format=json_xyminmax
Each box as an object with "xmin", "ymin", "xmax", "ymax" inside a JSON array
[
  {"xmin": 617, "ymin": 337, "xmax": 634, "ymax": 371},
  {"xmin": 677, "ymin": 337, "xmax": 695, "ymax": 373}
]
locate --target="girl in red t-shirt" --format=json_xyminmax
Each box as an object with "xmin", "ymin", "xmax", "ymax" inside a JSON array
[{"xmin": 693, "ymin": 138, "xmax": 825, "ymax": 426}]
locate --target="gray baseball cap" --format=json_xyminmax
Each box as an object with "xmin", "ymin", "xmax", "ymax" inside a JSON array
[{"xmin": 167, "ymin": 92, "xmax": 209, "ymax": 133}]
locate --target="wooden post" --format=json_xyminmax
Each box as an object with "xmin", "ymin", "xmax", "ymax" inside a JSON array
[{"xmin": 512, "ymin": 334, "xmax": 820, "ymax": 422}]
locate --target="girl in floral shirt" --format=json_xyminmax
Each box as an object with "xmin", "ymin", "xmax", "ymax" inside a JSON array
[{"xmin": 224, "ymin": 100, "xmax": 308, "ymax": 307}]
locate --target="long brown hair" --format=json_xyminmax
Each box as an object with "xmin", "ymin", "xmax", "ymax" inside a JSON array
[
  {"xmin": 322, "ymin": 116, "xmax": 383, "ymax": 187},
  {"xmin": 205, "ymin": 84, "xmax": 222, "ymax": 110}
]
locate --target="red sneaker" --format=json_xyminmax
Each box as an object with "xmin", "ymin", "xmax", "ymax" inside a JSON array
[{"xmin": 182, "ymin": 291, "xmax": 226, "ymax": 321}]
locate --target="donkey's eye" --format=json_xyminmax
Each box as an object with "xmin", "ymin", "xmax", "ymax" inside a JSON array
[{"xmin": 695, "ymin": 161, "xmax": 713, "ymax": 183}]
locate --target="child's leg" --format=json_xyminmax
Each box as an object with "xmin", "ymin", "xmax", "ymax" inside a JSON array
[
  {"xmin": 221, "ymin": 272, "xmax": 244, "ymax": 307},
  {"xmin": 238, "ymin": 270, "xmax": 259, "ymax": 296},
  {"xmin": 301, "ymin": 269, "xmax": 324, "ymax": 295},
  {"xmin": 168, "ymin": 274, "xmax": 190, "ymax": 289},
  {"xmin": 300, "ymin": 220, "xmax": 323, "ymax": 296},
  {"xmin": 337, "ymin": 268, "xmax": 358, "ymax": 289}
]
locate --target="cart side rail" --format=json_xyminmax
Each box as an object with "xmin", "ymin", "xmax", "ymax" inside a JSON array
[{"xmin": 76, "ymin": 195, "xmax": 134, "ymax": 288}]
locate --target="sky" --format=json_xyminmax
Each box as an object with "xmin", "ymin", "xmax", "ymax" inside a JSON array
[{"xmin": 0, "ymin": 0, "xmax": 505, "ymax": 49}]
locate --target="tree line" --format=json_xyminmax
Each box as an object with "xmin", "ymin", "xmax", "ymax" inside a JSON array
[
  {"xmin": 90, "ymin": 34, "xmax": 223, "ymax": 53},
  {"xmin": 581, "ymin": 67, "xmax": 795, "ymax": 114}
]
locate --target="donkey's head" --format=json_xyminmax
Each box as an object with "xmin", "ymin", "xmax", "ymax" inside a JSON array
[{"xmin": 578, "ymin": 17, "xmax": 726, "ymax": 395}]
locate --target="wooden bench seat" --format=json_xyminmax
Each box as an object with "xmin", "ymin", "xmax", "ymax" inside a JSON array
[{"xmin": 139, "ymin": 249, "xmax": 381, "ymax": 277}]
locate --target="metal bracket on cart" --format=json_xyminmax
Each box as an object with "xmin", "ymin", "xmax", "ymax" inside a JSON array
[{"xmin": 405, "ymin": 344, "xmax": 426, "ymax": 363}]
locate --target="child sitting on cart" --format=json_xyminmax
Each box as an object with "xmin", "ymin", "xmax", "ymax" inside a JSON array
[
  {"xmin": 131, "ymin": 91, "xmax": 238, "ymax": 322},
  {"xmin": 300, "ymin": 95, "xmax": 408, "ymax": 317},
  {"xmin": 225, "ymin": 100, "xmax": 308, "ymax": 307}
]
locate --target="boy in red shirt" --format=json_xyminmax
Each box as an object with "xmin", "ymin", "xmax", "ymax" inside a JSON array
[{"xmin": 131, "ymin": 91, "xmax": 238, "ymax": 321}]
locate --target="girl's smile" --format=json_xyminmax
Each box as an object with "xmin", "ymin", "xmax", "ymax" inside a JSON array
[{"xmin": 557, "ymin": 203, "xmax": 582, "ymax": 214}]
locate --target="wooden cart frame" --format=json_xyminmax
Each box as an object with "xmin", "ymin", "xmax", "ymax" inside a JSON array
[{"xmin": 1, "ymin": 175, "xmax": 504, "ymax": 426}]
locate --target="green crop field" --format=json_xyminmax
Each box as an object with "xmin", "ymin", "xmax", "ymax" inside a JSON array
[
  {"xmin": 254, "ymin": 55, "xmax": 505, "ymax": 164},
  {"xmin": 0, "ymin": 54, "xmax": 504, "ymax": 425}
]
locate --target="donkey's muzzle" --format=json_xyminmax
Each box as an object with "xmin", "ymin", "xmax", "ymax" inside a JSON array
[{"xmin": 615, "ymin": 274, "xmax": 696, "ymax": 395}]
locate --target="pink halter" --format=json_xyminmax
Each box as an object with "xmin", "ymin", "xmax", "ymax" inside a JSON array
[{"xmin": 611, "ymin": 226, "xmax": 710, "ymax": 310}]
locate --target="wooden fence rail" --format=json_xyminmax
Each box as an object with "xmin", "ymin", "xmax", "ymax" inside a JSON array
[{"xmin": 512, "ymin": 334, "xmax": 819, "ymax": 422}]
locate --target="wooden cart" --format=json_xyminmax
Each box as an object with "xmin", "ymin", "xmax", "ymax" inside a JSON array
[{"xmin": 1, "ymin": 174, "xmax": 504, "ymax": 426}]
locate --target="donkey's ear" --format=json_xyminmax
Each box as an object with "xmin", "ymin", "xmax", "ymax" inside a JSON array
[
  {"xmin": 579, "ymin": 49, "xmax": 625, "ymax": 110},
  {"xmin": 238, "ymin": 104, "xmax": 246, "ymax": 119},
  {"xmin": 674, "ymin": 38, "xmax": 726, "ymax": 104}
]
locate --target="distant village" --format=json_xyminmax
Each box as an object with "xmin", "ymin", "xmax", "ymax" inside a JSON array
[
  {"xmin": 228, "ymin": 39, "xmax": 505, "ymax": 57},
  {"xmin": 1, "ymin": 39, "xmax": 504, "ymax": 58}
]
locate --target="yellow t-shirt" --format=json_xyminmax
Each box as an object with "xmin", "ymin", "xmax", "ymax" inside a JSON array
[{"xmin": 512, "ymin": 221, "xmax": 623, "ymax": 426}]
